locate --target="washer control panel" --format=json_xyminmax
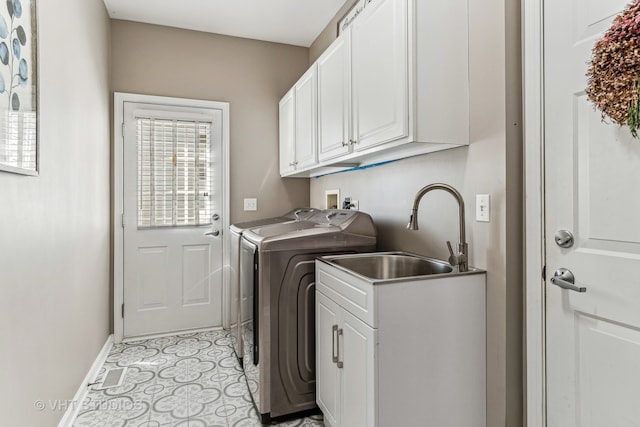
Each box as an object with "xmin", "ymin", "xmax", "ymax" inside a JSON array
[{"xmin": 308, "ymin": 209, "xmax": 358, "ymax": 227}]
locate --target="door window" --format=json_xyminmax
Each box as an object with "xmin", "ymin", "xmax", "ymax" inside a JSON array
[{"xmin": 136, "ymin": 118, "xmax": 212, "ymax": 228}]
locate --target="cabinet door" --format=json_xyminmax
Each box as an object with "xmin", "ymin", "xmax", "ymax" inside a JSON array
[
  {"xmin": 294, "ymin": 66, "xmax": 318, "ymax": 170},
  {"xmin": 318, "ymin": 31, "xmax": 351, "ymax": 162},
  {"xmin": 279, "ymin": 89, "xmax": 296, "ymax": 175},
  {"xmin": 351, "ymin": 0, "xmax": 408, "ymax": 151},
  {"xmin": 316, "ymin": 292, "xmax": 341, "ymax": 427},
  {"xmin": 341, "ymin": 309, "xmax": 376, "ymax": 427}
]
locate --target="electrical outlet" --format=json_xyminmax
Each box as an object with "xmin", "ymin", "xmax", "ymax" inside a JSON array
[
  {"xmin": 476, "ymin": 194, "xmax": 490, "ymax": 222},
  {"xmin": 244, "ymin": 198, "xmax": 257, "ymax": 211},
  {"xmin": 351, "ymin": 200, "xmax": 360, "ymax": 210}
]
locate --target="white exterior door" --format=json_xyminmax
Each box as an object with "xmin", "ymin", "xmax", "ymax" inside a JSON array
[
  {"xmin": 122, "ymin": 101, "xmax": 224, "ymax": 338},
  {"xmin": 544, "ymin": 1, "xmax": 640, "ymax": 425}
]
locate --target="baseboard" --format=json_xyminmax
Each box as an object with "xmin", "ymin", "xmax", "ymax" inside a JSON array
[
  {"xmin": 57, "ymin": 335, "xmax": 114, "ymax": 427},
  {"xmin": 121, "ymin": 326, "xmax": 224, "ymax": 343}
]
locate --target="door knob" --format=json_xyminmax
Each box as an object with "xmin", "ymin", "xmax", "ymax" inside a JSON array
[
  {"xmin": 554, "ymin": 230, "xmax": 574, "ymax": 248},
  {"xmin": 550, "ymin": 268, "xmax": 586, "ymax": 293},
  {"xmin": 212, "ymin": 214, "xmax": 220, "ymax": 221},
  {"xmin": 205, "ymin": 230, "xmax": 220, "ymax": 237}
]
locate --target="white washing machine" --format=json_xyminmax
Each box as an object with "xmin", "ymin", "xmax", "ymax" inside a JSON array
[
  {"xmin": 229, "ymin": 209, "xmax": 317, "ymax": 363},
  {"xmin": 240, "ymin": 210, "xmax": 377, "ymax": 422}
]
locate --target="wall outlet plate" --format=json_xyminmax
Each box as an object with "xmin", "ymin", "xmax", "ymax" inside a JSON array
[
  {"xmin": 244, "ymin": 198, "xmax": 257, "ymax": 211},
  {"xmin": 476, "ymin": 194, "xmax": 490, "ymax": 222}
]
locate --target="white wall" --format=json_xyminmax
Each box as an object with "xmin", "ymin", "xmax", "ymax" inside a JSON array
[
  {"xmin": 308, "ymin": 0, "xmax": 523, "ymax": 425},
  {"xmin": 0, "ymin": 0, "xmax": 111, "ymax": 425}
]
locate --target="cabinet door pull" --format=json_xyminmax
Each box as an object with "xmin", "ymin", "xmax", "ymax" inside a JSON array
[
  {"xmin": 337, "ymin": 328, "xmax": 344, "ymax": 369},
  {"xmin": 332, "ymin": 325, "xmax": 339, "ymax": 364}
]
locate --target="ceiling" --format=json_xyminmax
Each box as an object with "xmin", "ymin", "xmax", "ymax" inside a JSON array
[{"xmin": 102, "ymin": 0, "xmax": 348, "ymax": 47}]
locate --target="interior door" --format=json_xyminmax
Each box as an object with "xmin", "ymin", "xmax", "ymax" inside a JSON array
[
  {"xmin": 544, "ymin": 1, "xmax": 640, "ymax": 425},
  {"xmin": 122, "ymin": 101, "xmax": 223, "ymax": 338}
]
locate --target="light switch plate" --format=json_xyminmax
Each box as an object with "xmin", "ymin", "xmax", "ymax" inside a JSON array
[
  {"xmin": 476, "ymin": 194, "xmax": 490, "ymax": 222},
  {"xmin": 244, "ymin": 198, "xmax": 257, "ymax": 211}
]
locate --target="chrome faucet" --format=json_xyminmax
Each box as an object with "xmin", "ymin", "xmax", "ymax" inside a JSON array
[{"xmin": 407, "ymin": 183, "xmax": 469, "ymax": 272}]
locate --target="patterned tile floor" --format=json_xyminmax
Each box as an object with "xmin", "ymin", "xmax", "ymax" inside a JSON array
[{"xmin": 74, "ymin": 330, "xmax": 324, "ymax": 427}]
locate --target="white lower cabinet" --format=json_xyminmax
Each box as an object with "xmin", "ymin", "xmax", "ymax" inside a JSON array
[
  {"xmin": 316, "ymin": 292, "xmax": 375, "ymax": 427},
  {"xmin": 340, "ymin": 308, "xmax": 376, "ymax": 427},
  {"xmin": 315, "ymin": 259, "xmax": 487, "ymax": 427}
]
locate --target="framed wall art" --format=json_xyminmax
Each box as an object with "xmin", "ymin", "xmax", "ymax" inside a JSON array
[{"xmin": 0, "ymin": 0, "xmax": 37, "ymax": 176}]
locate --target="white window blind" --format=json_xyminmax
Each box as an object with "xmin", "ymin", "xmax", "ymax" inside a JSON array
[
  {"xmin": 0, "ymin": 111, "xmax": 37, "ymax": 170},
  {"xmin": 137, "ymin": 117, "xmax": 213, "ymax": 228}
]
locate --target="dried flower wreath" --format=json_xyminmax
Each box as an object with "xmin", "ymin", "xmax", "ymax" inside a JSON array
[{"xmin": 586, "ymin": 0, "xmax": 640, "ymax": 137}]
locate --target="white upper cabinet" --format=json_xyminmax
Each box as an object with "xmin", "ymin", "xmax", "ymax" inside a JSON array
[
  {"xmin": 294, "ymin": 66, "xmax": 318, "ymax": 170},
  {"xmin": 351, "ymin": 0, "xmax": 408, "ymax": 151},
  {"xmin": 279, "ymin": 0, "xmax": 469, "ymax": 178},
  {"xmin": 278, "ymin": 89, "xmax": 295, "ymax": 176},
  {"xmin": 279, "ymin": 66, "xmax": 318, "ymax": 176},
  {"xmin": 317, "ymin": 31, "xmax": 351, "ymax": 162}
]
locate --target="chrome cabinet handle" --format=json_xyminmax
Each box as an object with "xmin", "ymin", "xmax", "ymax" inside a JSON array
[
  {"xmin": 337, "ymin": 328, "xmax": 344, "ymax": 368},
  {"xmin": 551, "ymin": 268, "xmax": 586, "ymax": 293},
  {"xmin": 205, "ymin": 230, "xmax": 220, "ymax": 237},
  {"xmin": 332, "ymin": 325, "xmax": 338, "ymax": 364}
]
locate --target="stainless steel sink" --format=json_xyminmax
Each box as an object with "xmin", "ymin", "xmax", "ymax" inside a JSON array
[{"xmin": 323, "ymin": 252, "xmax": 454, "ymax": 280}]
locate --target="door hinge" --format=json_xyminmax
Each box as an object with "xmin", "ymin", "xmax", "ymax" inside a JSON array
[
  {"xmin": 121, "ymin": 303, "xmax": 124, "ymax": 318},
  {"xmin": 542, "ymin": 265, "xmax": 546, "ymax": 281},
  {"xmin": 121, "ymin": 122, "xmax": 125, "ymax": 137},
  {"xmin": 121, "ymin": 213, "xmax": 125, "ymax": 228}
]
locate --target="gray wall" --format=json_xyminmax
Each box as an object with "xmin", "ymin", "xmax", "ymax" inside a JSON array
[
  {"xmin": 308, "ymin": 0, "xmax": 523, "ymax": 425},
  {"xmin": 309, "ymin": 0, "xmax": 359, "ymax": 64},
  {"xmin": 0, "ymin": 0, "xmax": 112, "ymax": 425},
  {"xmin": 110, "ymin": 20, "xmax": 311, "ymax": 224},
  {"xmin": 505, "ymin": 0, "xmax": 524, "ymax": 424}
]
